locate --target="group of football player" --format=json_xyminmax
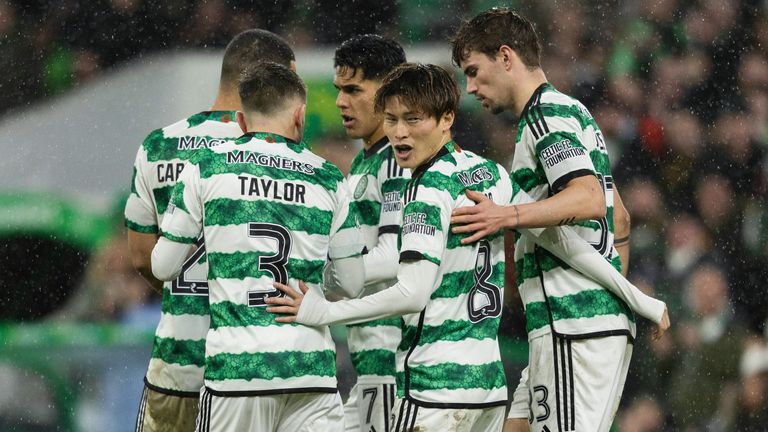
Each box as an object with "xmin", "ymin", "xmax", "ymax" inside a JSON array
[{"xmin": 125, "ymin": 7, "xmax": 670, "ymax": 432}]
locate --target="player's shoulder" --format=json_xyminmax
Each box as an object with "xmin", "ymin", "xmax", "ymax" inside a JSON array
[
  {"xmin": 537, "ymin": 85, "xmax": 597, "ymax": 130},
  {"xmin": 229, "ymin": 133, "xmax": 346, "ymax": 186},
  {"xmin": 414, "ymin": 143, "xmax": 497, "ymax": 200}
]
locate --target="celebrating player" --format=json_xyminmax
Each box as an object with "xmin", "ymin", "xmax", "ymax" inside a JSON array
[
  {"xmin": 332, "ymin": 34, "xmax": 407, "ymax": 432},
  {"xmin": 268, "ymin": 62, "xmax": 511, "ymax": 430},
  {"xmin": 450, "ymin": 9, "xmax": 670, "ymax": 431},
  {"xmin": 124, "ymin": 30, "xmax": 295, "ymax": 432},
  {"xmin": 151, "ymin": 62, "xmax": 364, "ymax": 431}
]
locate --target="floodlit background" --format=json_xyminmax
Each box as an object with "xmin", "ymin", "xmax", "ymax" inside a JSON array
[{"xmin": 1, "ymin": 0, "xmax": 767, "ymax": 430}]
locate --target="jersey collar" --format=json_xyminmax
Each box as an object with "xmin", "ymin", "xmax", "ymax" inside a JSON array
[
  {"xmin": 194, "ymin": 110, "xmax": 237, "ymax": 124},
  {"xmin": 363, "ymin": 136, "xmax": 390, "ymax": 158},
  {"xmin": 520, "ymin": 82, "xmax": 551, "ymax": 120},
  {"xmin": 236, "ymin": 131, "xmax": 298, "ymax": 145},
  {"xmin": 411, "ymin": 140, "xmax": 455, "ymax": 177}
]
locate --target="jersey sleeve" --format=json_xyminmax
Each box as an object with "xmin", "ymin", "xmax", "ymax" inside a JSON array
[
  {"xmin": 399, "ymin": 186, "xmax": 450, "ymax": 266},
  {"xmin": 377, "ymin": 154, "xmax": 406, "ymax": 235},
  {"xmin": 329, "ymin": 178, "xmax": 366, "ymax": 259},
  {"xmin": 159, "ymin": 161, "xmax": 203, "ymax": 244},
  {"xmin": 527, "ymin": 113, "xmax": 596, "ymax": 192},
  {"xmin": 124, "ymin": 145, "xmax": 159, "ymax": 233}
]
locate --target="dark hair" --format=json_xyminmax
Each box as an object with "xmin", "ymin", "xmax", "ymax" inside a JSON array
[
  {"xmin": 238, "ymin": 62, "xmax": 306, "ymax": 114},
  {"xmin": 334, "ymin": 34, "xmax": 406, "ymax": 81},
  {"xmin": 220, "ymin": 29, "xmax": 295, "ymax": 85},
  {"xmin": 451, "ymin": 8, "xmax": 541, "ymax": 68},
  {"xmin": 374, "ymin": 63, "xmax": 459, "ymax": 119}
]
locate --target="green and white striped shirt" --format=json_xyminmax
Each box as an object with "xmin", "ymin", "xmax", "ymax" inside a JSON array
[
  {"xmin": 512, "ymin": 83, "xmax": 635, "ymax": 340},
  {"xmin": 345, "ymin": 138, "xmax": 408, "ymax": 384},
  {"xmin": 124, "ymin": 111, "xmax": 239, "ymax": 395},
  {"xmin": 160, "ymin": 132, "xmax": 352, "ymax": 395},
  {"xmin": 396, "ymin": 141, "xmax": 508, "ymax": 408}
]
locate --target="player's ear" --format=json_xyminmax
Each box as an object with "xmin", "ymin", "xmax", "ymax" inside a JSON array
[
  {"xmin": 236, "ymin": 111, "xmax": 248, "ymax": 134},
  {"xmin": 288, "ymin": 60, "xmax": 298, "ymax": 72},
  {"xmin": 439, "ymin": 111, "xmax": 455, "ymax": 133},
  {"xmin": 498, "ymin": 45, "xmax": 515, "ymax": 70},
  {"xmin": 293, "ymin": 103, "xmax": 306, "ymax": 139}
]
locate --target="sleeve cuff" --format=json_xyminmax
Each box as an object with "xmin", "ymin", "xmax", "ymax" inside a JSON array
[{"xmin": 551, "ymin": 169, "xmax": 595, "ymax": 193}]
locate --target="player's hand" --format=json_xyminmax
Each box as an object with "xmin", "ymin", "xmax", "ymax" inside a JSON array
[
  {"xmin": 652, "ymin": 307, "xmax": 670, "ymax": 340},
  {"xmin": 265, "ymin": 280, "xmax": 310, "ymax": 323},
  {"xmin": 451, "ymin": 190, "xmax": 508, "ymax": 244}
]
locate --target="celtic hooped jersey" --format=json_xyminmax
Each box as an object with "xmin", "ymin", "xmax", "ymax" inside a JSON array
[
  {"xmin": 512, "ymin": 83, "xmax": 635, "ymax": 340},
  {"xmin": 345, "ymin": 138, "xmax": 409, "ymax": 383},
  {"xmin": 159, "ymin": 131, "xmax": 351, "ymax": 395},
  {"xmin": 396, "ymin": 141, "xmax": 508, "ymax": 408},
  {"xmin": 124, "ymin": 111, "xmax": 240, "ymax": 395}
]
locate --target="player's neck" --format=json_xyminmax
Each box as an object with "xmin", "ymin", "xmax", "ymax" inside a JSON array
[
  {"xmin": 210, "ymin": 89, "xmax": 242, "ymax": 112},
  {"xmin": 512, "ymin": 69, "xmax": 548, "ymax": 117},
  {"xmin": 363, "ymin": 126, "xmax": 386, "ymax": 150}
]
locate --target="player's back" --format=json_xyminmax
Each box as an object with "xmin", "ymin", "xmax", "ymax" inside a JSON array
[
  {"xmin": 124, "ymin": 110, "xmax": 240, "ymax": 394},
  {"xmin": 511, "ymin": 83, "xmax": 635, "ymax": 341},
  {"xmin": 396, "ymin": 141, "xmax": 509, "ymax": 407},
  {"xmin": 176, "ymin": 131, "xmax": 347, "ymax": 395}
]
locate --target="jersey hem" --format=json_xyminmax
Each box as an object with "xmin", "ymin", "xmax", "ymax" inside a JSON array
[
  {"xmin": 204, "ymin": 386, "xmax": 338, "ymax": 397},
  {"xmin": 144, "ymin": 376, "xmax": 200, "ymax": 398},
  {"xmin": 405, "ymin": 395, "xmax": 508, "ymax": 409}
]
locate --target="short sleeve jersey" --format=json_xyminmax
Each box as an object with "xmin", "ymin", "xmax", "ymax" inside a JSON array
[
  {"xmin": 123, "ymin": 111, "xmax": 240, "ymax": 395},
  {"xmin": 511, "ymin": 83, "xmax": 635, "ymax": 340},
  {"xmin": 395, "ymin": 141, "xmax": 509, "ymax": 408},
  {"xmin": 344, "ymin": 138, "xmax": 409, "ymax": 384},
  {"xmin": 159, "ymin": 132, "xmax": 351, "ymax": 395}
]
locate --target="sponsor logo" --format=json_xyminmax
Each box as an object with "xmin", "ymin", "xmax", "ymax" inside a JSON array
[
  {"xmin": 226, "ymin": 151, "xmax": 315, "ymax": 174},
  {"xmin": 457, "ymin": 166, "xmax": 493, "ymax": 187},
  {"xmin": 540, "ymin": 139, "xmax": 586, "ymax": 168},
  {"xmin": 402, "ymin": 212, "xmax": 436, "ymax": 236},
  {"xmin": 354, "ymin": 176, "xmax": 368, "ymax": 199}
]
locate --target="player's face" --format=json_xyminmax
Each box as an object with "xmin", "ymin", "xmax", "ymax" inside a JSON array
[
  {"xmin": 460, "ymin": 50, "xmax": 509, "ymax": 114},
  {"xmin": 383, "ymin": 97, "xmax": 453, "ymax": 170},
  {"xmin": 334, "ymin": 66, "xmax": 384, "ymax": 142}
]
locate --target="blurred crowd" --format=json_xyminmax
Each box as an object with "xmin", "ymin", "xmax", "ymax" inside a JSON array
[{"xmin": 5, "ymin": 0, "xmax": 768, "ymax": 430}]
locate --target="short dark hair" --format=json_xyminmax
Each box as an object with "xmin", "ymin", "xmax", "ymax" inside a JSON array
[
  {"xmin": 451, "ymin": 8, "xmax": 541, "ymax": 68},
  {"xmin": 334, "ymin": 34, "xmax": 406, "ymax": 81},
  {"xmin": 220, "ymin": 29, "xmax": 295, "ymax": 85},
  {"xmin": 374, "ymin": 63, "xmax": 459, "ymax": 120},
  {"xmin": 238, "ymin": 62, "xmax": 306, "ymax": 115}
]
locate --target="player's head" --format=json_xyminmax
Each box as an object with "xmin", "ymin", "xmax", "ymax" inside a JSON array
[
  {"xmin": 451, "ymin": 8, "xmax": 542, "ymax": 114},
  {"xmin": 333, "ymin": 34, "xmax": 406, "ymax": 143},
  {"xmin": 374, "ymin": 63, "xmax": 459, "ymax": 170},
  {"xmin": 236, "ymin": 62, "xmax": 307, "ymax": 142},
  {"xmin": 220, "ymin": 29, "xmax": 296, "ymax": 90}
]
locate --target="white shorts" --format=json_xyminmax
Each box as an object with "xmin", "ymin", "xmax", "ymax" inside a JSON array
[
  {"xmin": 135, "ymin": 384, "xmax": 199, "ymax": 432},
  {"xmin": 344, "ymin": 382, "xmax": 397, "ymax": 432},
  {"xmin": 525, "ymin": 334, "xmax": 633, "ymax": 432},
  {"xmin": 195, "ymin": 387, "xmax": 344, "ymax": 432},
  {"xmin": 391, "ymin": 398, "xmax": 505, "ymax": 432}
]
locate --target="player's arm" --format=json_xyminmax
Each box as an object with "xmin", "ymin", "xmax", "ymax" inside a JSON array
[
  {"xmin": 267, "ymin": 194, "xmax": 448, "ymax": 325},
  {"xmin": 508, "ymin": 183, "xmax": 668, "ymax": 333},
  {"xmin": 452, "ymin": 117, "xmax": 605, "ymax": 244},
  {"xmin": 323, "ymin": 179, "xmax": 367, "ymax": 298},
  {"xmin": 613, "ymin": 186, "xmax": 631, "ymax": 276},
  {"xmin": 268, "ymin": 259, "xmax": 437, "ymax": 325},
  {"xmin": 362, "ymin": 166, "xmax": 405, "ymax": 286},
  {"xmin": 124, "ymin": 147, "xmax": 163, "ymax": 292},
  {"xmin": 151, "ymin": 163, "xmax": 204, "ymax": 281},
  {"xmin": 463, "ymin": 183, "xmax": 668, "ymax": 333},
  {"xmin": 127, "ymin": 231, "xmax": 162, "ymax": 291},
  {"xmin": 506, "ymin": 366, "xmax": 530, "ymax": 427}
]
